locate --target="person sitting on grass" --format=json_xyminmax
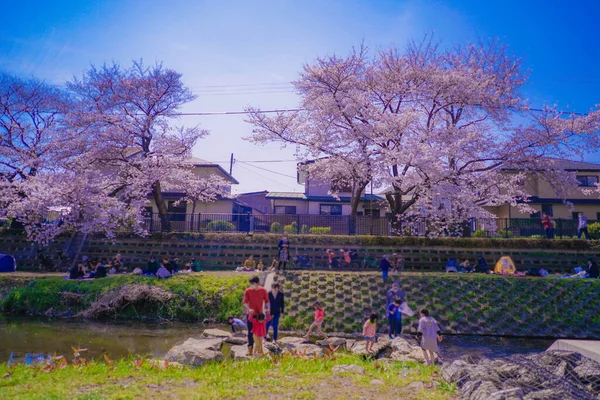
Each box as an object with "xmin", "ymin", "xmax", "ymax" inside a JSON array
[
  {"xmin": 145, "ymin": 255, "xmax": 160, "ymax": 275},
  {"xmin": 445, "ymin": 258, "xmax": 459, "ymax": 273},
  {"xmin": 303, "ymin": 301, "xmax": 329, "ymax": 339},
  {"xmin": 227, "ymin": 316, "xmax": 248, "ymax": 333},
  {"xmin": 242, "ymin": 255, "xmax": 256, "ymax": 271},
  {"xmin": 269, "ymin": 257, "xmax": 278, "ymax": 271},
  {"xmin": 363, "ymin": 314, "xmax": 378, "ymax": 354},
  {"xmin": 326, "ymin": 249, "xmax": 337, "ymax": 270},
  {"xmin": 190, "ymin": 258, "xmax": 201, "ymax": 272},
  {"xmin": 416, "ymin": 308, "xmax": 442, "ymax": 366},
  {"xmin": 248, "ymin": 312, "xmax": 271, "ymax": 356},
  {"xmin": 156, "ymin": 263, "xmax": 172, "ymax": 279},
  {"xmin": 587, "ymin": 258, "xmax": 599, "ymax": 279},
  {"xmin": 89, "ymin": 259, "xmax": 107, "ymax": 279},
  {"xmin": 69, "ymin": 263, "xmax": 85, "ymax": 280},
  {"xmin": 474, "ymin": 255, "xmax": 490, "ymax": 273},
  {"xmin": 460, "ymin": 259, "xmax": 473, "ymax": 273},
  {"xmin": 257, "ymin": 259, "xmax": 264, "ymax": 271}
]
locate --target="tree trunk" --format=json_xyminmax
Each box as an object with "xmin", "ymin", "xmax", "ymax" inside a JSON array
[
  {"xmin": 349, "ymin": 182, "xmax": 368, "ymax": 235},
  {"xmin": 152, "ymin": 180, "xmax": 170, "ymax": 232},
  {"xmin": 385, "ymin": 190, "xmax": 417, "ymax": 235}
]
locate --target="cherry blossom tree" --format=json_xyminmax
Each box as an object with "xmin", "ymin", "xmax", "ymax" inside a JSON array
[
  {"xmin": 246, "ymin": 38, "xmax": 600, "ymax": 234},
  {"xmin": 67, "ymin": 61, "xmax": 228, "ymax": 232}
]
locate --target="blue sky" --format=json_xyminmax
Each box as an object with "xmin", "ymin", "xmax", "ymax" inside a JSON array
[{"xmin": 1, "ymin": 0, "xmax": 599, "ymax": 193}]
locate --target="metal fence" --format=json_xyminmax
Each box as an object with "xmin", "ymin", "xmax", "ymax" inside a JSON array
[{"xmin": 142, "ymin": 213, "xmax": 594, "ymax": 238}]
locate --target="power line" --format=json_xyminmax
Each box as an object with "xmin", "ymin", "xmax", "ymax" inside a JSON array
[
  {"xmin": 170, "ymin": 108, "xmax": 302, "ymax": 116},
  {"xmin": 235, "ymin": 163, "xmax": 299, "ymax": 191},
  {"xmin": 236, "ymin": 160, "xmax": 298, "ymax": 179}
]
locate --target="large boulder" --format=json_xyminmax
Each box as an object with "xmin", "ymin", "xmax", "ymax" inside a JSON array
[
  {"xmin": 388, "ymin": 337, "xmax": 427, "ymax": 362},
  {"xmin": 351, "ymin": 337, "xmax": 391, "ymax": 356},
  {"xmin": 202, "ymin": 328, "xmax": 233, "ymax": 338},
  {"xmin": 316, "ymin": 337, "xmax": 347, "ymax": 348},
  {"xmin": 164, "ymin": 338, "xmax": 225, "ymax": 366},
  {"xmin": 229, "ymin": 345, "xmax": 251, "ymax": 360},
  {"xmin": 288, "ymin": 343, "xmax": 323, "ymax": 357},
  {"xmin": 461, "ymin": 380, "xmax": 499, "ymax": 400}
]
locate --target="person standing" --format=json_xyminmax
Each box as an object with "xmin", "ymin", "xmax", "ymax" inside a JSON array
[
  {"xmin": 266, "ymin": 283, "xmax": 285, "ymax": 344},
  {"xmin": 387, "ymin": 299, "xmax": 402, "ymax": 339},
  {"xmin": 248, "ymin": 313, "xmax": 271, "ymax": 356},
  {"xmin": 542, "ymin": 213, "xmax": 554, "ymax": 239},
  {"xmin": 380, "ymin": 255, "xmax": 391, "ymax": 282},
  {"xmin": 588, "ymin": 258, "xmax": 599, "ymax": 278},
  {"xmin": 578, "ymin": 213, "xmax": 590, "ymax": 239},
  {"xmin": 242, "ymin": 276, "xmax": 270, "ymax": 356},
  {"xmin": 416, "ymin": 308, "xmax": 443, "ymax": 366},
  {"xmin": 277, "ymin": 235, "xmax": 290, "ymax": 272},
  {"xmin": 386, "ymin": 282, "xmax": 405, "ymax": 309},
  {"xmin": 386, "ymin": 282, "xmax": 406, "ymax": 336}
]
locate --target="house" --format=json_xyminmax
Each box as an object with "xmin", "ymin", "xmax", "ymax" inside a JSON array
[
  {"xmin": 264, "ymin": 161, "xmax": 387, "ymax": 216},
  {"xmin": 489, "ymin": 158, "xmax": 600, "ymax": 221},
  {"xmin": 234, "ymin": 190, "xmax": 270, "ymax": 215}
]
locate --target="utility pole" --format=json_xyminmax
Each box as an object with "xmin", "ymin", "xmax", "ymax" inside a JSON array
[{"xmin": 229, "ymin": 153, "xmax": 234, "ymax": 175}]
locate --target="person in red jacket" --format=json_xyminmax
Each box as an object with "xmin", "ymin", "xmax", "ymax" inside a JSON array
[
  {"xmin": 542, "ymin": 213, "xmax": 554, "ymax": 239},
  {"xmin": 243, "ymin": 276, "xmax": 270, "ymax": 356},
  {"xmin": 248, "ymin": 312, "xmax": 271, "ymax": 356}
]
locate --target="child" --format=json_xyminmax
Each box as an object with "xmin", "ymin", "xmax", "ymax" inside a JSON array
[
  {"xmin": 363, "ymin": 314, "xmax": 378, "ymax": 353},
  {"xmin": 303, "ymin": 301, "xmax": 329, "ymax": 339},
  {"xmin": 416, "ymin": 308, "xmax": 442, "ymax": 366},
  {"xmin": 269, "ymin": 258, "xmax": 278, "ymax": 271},
  {"xmin": 387, "ymin": 298, "xmax": 402, "ymax": 339},
  {"xmin": 257, "ymin": 259, "xmax": 264, "ymax": 271},
  {"xmin": 248, "ymin": 312, "xmax": 271, "ymax": 356},
  {"xmin": 326, "ymin": 249, "xmax": 337, "ymax": 270},
  {"xmin": 227, "ymin": 316, "xmax": 248, "ymax": 333}
]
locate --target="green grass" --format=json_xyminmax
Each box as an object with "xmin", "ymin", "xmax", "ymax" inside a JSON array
[
  {"xmin": 1, "ymin": 274, "xmax": 248, "ymax": 322},
  {"xmin": 0, "ymin": 354, "xmax": 453, "ymax": 400}
]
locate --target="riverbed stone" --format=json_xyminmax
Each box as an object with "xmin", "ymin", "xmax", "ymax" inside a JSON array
[
  {"xmin": 388, "ymin": 337, "xmax": 427, "ymax": 362},
  {"xmin": 332, "ymin": 364, "xmax": 365, "ymax": 375},
  {"xmin": 229, "ymin": 345, "xmax": 251, "ymax": 360},
  {"xmin": 351, "ymin": 337, "xmax": 391, "ymax": 356},
  {"xmin": 461, "ymin": 380, "xmax": 499, "ymax": 400},
  {"xmin": 316, "ymin": 337, "xmax": 347, "ymax": 348},
  {"xmin": 225, "ymin": 335, "xmax": 248, "ymax": 345},
  {"xmin": 164, "ymin": 338, "xmax": 225, "ymax": 366},
  {"xmin": 202, "ymin": 328, "xmax": 232, "ymax": 338},
  {"xmin": 277, "ymin": 336, "xmax": 309, "ymax": 346},
  {"xmin": 287, "ymin": 343, "xmax": 323, "ymax": 357}
]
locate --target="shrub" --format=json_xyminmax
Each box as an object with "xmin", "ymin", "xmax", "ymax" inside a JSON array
[
  {"xmin": 589, "ymin": 222, "xmax": 600, "ymax": 239},
  {"xmin": 301, "ymin": 224, "xmax": 309, "ymax": 234},
  {"xmin": 270, "ymin": 222, "xmax": 281, "ymax": 233},
  {"xmin": 473, "ymin": 229, "xmax": 488, "ymax": 238},
  {"xmin": 308, "ymin": 226, "xmax": 331, "ymax": 235},
  {"xmin": 205, "ymin": 220, "xmax": 235, "ymax": 232},
  {"xmin": 284, "ymin": 221, "xmax": 298, "ymax": 234}
]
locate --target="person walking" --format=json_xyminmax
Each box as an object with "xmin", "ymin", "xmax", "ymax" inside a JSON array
[
  {"xmin": 277, "ymin": 235, "xmax": 290, "ymax": 272},
  {"xmin": 242, "ymin": 276, "xmax": 270, "ymax": 356},
  {"xmin": 416, "ymin": 308, "xmax": 443, "ymax": 366},
  {"xmin": 266, "ymin": 283, "xmax": 285, "ymax": 344},
  {"xmin": 542, "ymin": 213, "xmax": 554, "ymax": 239},
  {"xmin": 578, "ymin": 213, "xmax": 590, "ymax": 239},
  {"xmin": 380, "ymin": 255, "xmax": 392, "ymax": 282},
  {"xmin": 303, "ymin": 301, "xmax": 328, "ymax": 339},
  {"xmin": 248, "ymin": 312, "xmax": 271, "ymax": 356}
]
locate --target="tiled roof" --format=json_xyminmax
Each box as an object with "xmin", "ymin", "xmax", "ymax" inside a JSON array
[{"xmin": 266, "ymin": 192, "xmax": 386, "ymax": 202}]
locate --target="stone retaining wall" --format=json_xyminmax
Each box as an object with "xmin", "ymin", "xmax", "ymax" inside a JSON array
[
  {"xmin": 2, "ymin": 234, "xmax": 599, "ymax": 273},
  {"xmin": 275, "ymin": 272, "xmax": 600, "ymax": 338}
]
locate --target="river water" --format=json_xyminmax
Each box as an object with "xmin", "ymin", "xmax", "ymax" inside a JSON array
[{"xmin": 0, "ymin": 316, "xmax": 555, "ymax": 363}]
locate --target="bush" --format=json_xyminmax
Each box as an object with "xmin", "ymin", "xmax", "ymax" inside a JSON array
[
  {"xmin": 308, "ymin": 226, "xmax": 331, "ymax": 235},
  {"xmin": 589, "ymin": 222, "xmax": 600, "ymax": 239},
  {"xmin": 473, "ymin": 229, "xmax": 488, "ymax": 238},
  {"xmin": 205, "ymin": 220, "xmax": 235, "ymax": 232},
  {"xmin": 301, "ymin": 224, "xmax": 309, "ymax": 234},
  {"xmin": 284, "ymin": 221, "xmax": 298, "ymax": 234},
  {"xmin": 270, "ymin": 222, "xmax": 281, "ymax": 233}
]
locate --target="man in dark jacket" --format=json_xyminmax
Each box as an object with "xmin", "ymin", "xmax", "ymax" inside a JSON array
[{"xmin": 266, "ymin": 283, "xmax": 285, "ymax": 344}]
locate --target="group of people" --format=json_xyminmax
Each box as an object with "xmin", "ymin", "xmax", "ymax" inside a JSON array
[
  {"xmin": 68, "ymin": 254, "xmax": 123, "ymax": 280},
  {"xmin": 444, "ymin": 255, "xmax": 492, "ymax": 274},
  {"xmin": 140, "ymin": 255, "xmax": 201, "ymax": 278},
  {"xmin": 234, "ymin": 276, "xmax": 442, "ymax": 364},
  {"xmin": 541, "ymin": 212, "xmax": 591, "ymax": 240}
]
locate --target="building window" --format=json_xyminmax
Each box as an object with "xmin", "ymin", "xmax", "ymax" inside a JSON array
[
  {"xmin": 363, "ymin": 209, "xmax": 381, "ymax": 217},
  {"xmin": 274, "ymin": 206, "xmax": 296, "ymax": 215},
  {"xmin": 541, "ymin": 204, "xmax": 553, "ymax": 217},
  {"xmin": 576, "ymin": 175, "xmax": 598, "ymax": 187},
  {"xmin": 168, "ymin": 201, "xmax": 186, "ymax": 221},
  {"xmin": 530, "ymin": 211, "xmax": 541, "ymax": 219},
  {"xmin": 572, "ymin": 212, "xmax": 580, "ymax": 220},
  {"xmin": 320, "ymin": 204, "xmax": 342, "ymax": 215}
]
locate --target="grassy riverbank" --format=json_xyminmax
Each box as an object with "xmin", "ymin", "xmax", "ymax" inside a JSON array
[
  {"xmin": 0, "ymin": 354, "xmax": 454, "ymax": 400},
  {"xmin": 1, "ymin": 273, "xmax": 247, "ymax": 322}
]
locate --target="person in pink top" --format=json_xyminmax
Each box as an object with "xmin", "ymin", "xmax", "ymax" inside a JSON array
[
  {"xmin": 303, "ymin": 301, "xmax": 328, "ymax": 339},
  {"xmin": 362, "ymin": 314, "xmax": 379, "ymax": 353}
]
